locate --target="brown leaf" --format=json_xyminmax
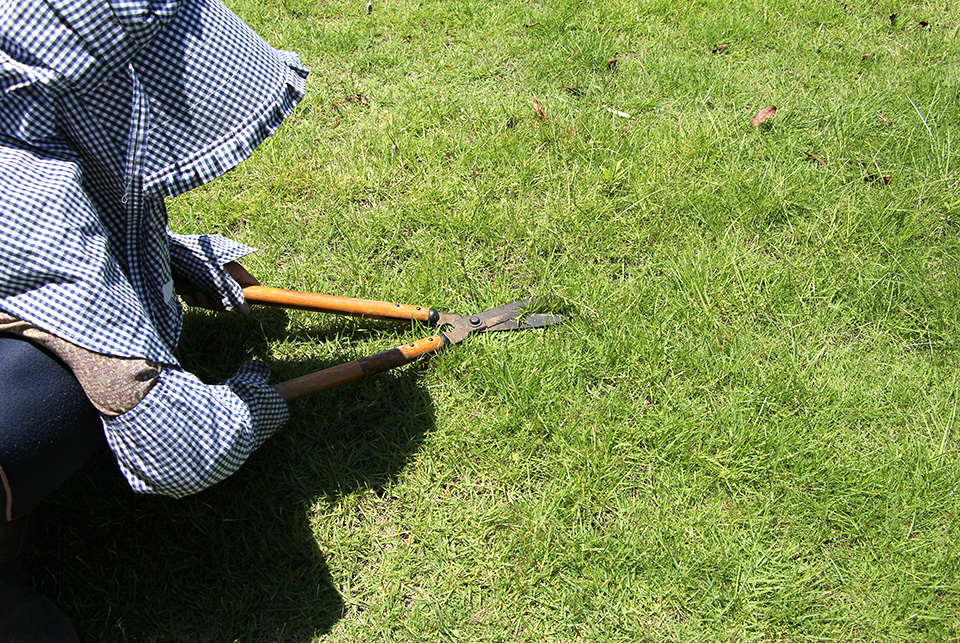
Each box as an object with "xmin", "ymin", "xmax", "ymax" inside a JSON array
[
  {"xmin": 864, "ymin": 172, "xmax": 892, "ymax": 185},
  {"xmin": 860, "ymin": 162, "xmax": 892, "ymax": 186},
  {"xmin": 750, "ymin": 105, "xmax": 777, "ymax": 127},
  {"xmin": 918, "ymin": 21, "xmax": 930, "ymax": 29},
  {"xmin": 712, "ymin": 43, "xmax": 730, "ymax": 54},
  {"xmin": 807, "ymin": 152, "xmax": 826, "ymax": 166},
  {"xmin": 607, "ymin": 58, "xmax": 618, "ymax": 70},
  {"xmin": 532, "ymin": 99, "xmax": 547, "ymax": 120},
  {"xmin": 862, "ymin": 53, "xmax": 875, "ymax": 60}
]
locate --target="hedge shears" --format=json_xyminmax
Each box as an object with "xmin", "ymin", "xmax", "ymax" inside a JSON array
[{"xmin": 242, "ymin": 286, "xmax": 567, "ymax": 401}]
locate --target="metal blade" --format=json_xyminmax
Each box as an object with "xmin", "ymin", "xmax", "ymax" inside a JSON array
[
  {"xmin": 445, "ymin": 298, "xmax": 568, "ymax": 341},
  {"xmin": 441, "ymin": 300, "xmax": 527, "ymax": 344},
  {"xmin": 484, "ymin": 312, "xmax": 567, "ymax": 332},
  {"xmin": 480, "ymin": 297, "xmax": 568, "ymax": 332}
]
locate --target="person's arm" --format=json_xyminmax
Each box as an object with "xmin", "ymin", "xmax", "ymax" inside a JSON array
[
  {"xmin": 101, "ymin": 361, "xmax": 289, "ymax": 497},
  {"xmin": 1, "ymin": 308, "xmax": 289, "ymax": 498},
  {"xmin": 175, "ymin": 261, "xmax": 259, "ymax": 315},
  {"xmin": 168, "ymin": 231, "xmax": 258, "ymax": 314}
]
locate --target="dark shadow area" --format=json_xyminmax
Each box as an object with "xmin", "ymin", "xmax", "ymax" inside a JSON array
[{"xmin": 27, "ymin": 308, "xmax": 436, "ymax": 642}]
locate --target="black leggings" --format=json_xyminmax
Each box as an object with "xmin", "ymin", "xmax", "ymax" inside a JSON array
[{"xmin": 0, "ymin": 334, "xmax": 103, "ymax": 521}]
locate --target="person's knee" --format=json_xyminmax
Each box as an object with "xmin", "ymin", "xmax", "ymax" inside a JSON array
[{"xmin": 0, "ymin": 335, "xmax": 103, "ymax": 520}]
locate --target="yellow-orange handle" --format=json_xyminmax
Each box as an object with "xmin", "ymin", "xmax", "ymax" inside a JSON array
[
  {"xmin": 272, "ymin": 334, "xmax": 448, "ymax": 400},
  {"xmin": 243, "ymin": 285, "xmax": 439, "ymax": 324}
]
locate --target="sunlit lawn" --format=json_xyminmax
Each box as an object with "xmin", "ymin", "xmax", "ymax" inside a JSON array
[{"xmin": 35, "ymin": 0, "xmax": 960, "ymax": 640}]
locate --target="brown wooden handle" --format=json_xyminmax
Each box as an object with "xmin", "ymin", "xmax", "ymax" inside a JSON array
[
  {"xmin": 272, "ymin": 334, "xmax": 448, "ymax": 400},
  {"xmin": 243, "ymin": 285, "xmax": 438, "ymax": 324}
]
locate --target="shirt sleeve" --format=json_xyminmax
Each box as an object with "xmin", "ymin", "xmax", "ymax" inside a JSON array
[
  {"xmin": 168, "ymin": 231, "xmax": 256, "ymax": 313},
  {"xmin": 101, "ymin": 360, "xmax": 289, "ymax": 497}
]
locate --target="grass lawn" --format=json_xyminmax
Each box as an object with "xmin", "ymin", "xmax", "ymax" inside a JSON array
[{"xmin": 31, "ymin": 0, "xmax": 960, "ymax": 640}]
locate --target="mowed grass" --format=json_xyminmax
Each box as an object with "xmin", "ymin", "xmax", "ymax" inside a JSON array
[{"xmin": 31, "ymin": 0, "xmax": 960, "ymax": 641}]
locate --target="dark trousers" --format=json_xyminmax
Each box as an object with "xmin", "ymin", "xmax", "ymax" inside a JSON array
[{"xmin": 0, "ymin": 334, "xmax": 103, "ymax": 522}]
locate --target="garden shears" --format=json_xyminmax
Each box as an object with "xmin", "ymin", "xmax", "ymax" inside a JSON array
[{"xmin": 242, "ymin": 286, "xmax": 567, "ymax": 401}]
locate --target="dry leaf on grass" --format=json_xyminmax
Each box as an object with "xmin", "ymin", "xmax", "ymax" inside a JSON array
[
  {"xmin": 533, "ymin": 99, "xmax": 548, "ymax": 120},
  {"xmin": 807, "ymin": 152, "xmax": 826, "ymax": 166},
  {"xmin": 712, "ymin": 43, "xmax": 730, "ymax": 53},
  {"xmin": 865, "ymin": 172, "xmax": 893, "ymax": 186},
  {"xmin": 604, "ymin": 106, "xmax": 632, "ymax": 119},
  {"xmin": 859, "ymin": 161, "xmax": 892, "ymax": 186},
  {"xmin": 750, "ymin": 105, "xmax": 777, "ymax": 127}
]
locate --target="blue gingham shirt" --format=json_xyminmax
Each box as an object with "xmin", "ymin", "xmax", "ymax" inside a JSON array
[{"xmin": 0, "ymin": 0, "xmax": 308, "ymax": 497}]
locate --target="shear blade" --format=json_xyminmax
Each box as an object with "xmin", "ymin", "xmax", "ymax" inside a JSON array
[
  {"xmin": 445, "ymin": 298, "xmax": 567, "ymax": 343},
  {"xmin": 485, "ymin": 313, "xmax": 567, "ymax": 332},
  {"xmin": 474, "ymin": 297, "xmax": 568, "ymax": 332}
]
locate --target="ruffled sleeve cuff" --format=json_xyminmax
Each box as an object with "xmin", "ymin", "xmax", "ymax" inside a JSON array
[
  {"xmin": 102, "ymin": 360, "xmax": 288, "ymax": 497},
  {"xmin": 168, "ymin": 232, "xmax": 255, "ymax": 312}
]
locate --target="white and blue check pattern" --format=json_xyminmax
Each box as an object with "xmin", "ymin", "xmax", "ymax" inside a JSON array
[
  {"xmin": 104, "ymin": 361, "xmax": 285, "ymax": 496},
  {"xmin": 0, "ymin": 0, "xmax": 306, "ymax": 497}
]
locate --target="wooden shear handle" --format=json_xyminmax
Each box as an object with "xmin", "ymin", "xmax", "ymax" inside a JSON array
[
  {"xmin": 242, "ymin": 285, "xmax": 440, "ymax": 324},
  {"xmin": 272, "ymin": 334, "xmax": 448, "ymax": 400}
]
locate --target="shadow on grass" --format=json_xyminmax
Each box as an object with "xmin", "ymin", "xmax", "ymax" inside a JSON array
[{"xmin": 28, "ymin": 308, "xmax": 436, "ymax": 642}]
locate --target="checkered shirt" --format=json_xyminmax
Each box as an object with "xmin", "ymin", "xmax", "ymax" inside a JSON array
[{"xmin": 0, "ymin": 0, "xmax": 307, "ymax": 497}]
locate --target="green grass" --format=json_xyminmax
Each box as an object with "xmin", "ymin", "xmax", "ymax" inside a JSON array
[{"xmin": 30, "ymin": 0, "xmax": 960, "ymax": 640}]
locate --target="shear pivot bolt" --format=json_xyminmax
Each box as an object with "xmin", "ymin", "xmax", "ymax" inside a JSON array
[{"xmin": 469, "ymin": 316, "xmax": 482, "ymax": 326}]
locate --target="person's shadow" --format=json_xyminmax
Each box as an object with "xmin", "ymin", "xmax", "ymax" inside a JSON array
[{"xmin": 28, "ymin": 306, "xmax": 435, "ymax": 641}]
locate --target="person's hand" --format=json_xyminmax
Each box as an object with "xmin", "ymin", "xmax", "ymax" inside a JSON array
[{"xmin": 174, "ymin": 262, "xmax": 260, "ymax": 315}]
